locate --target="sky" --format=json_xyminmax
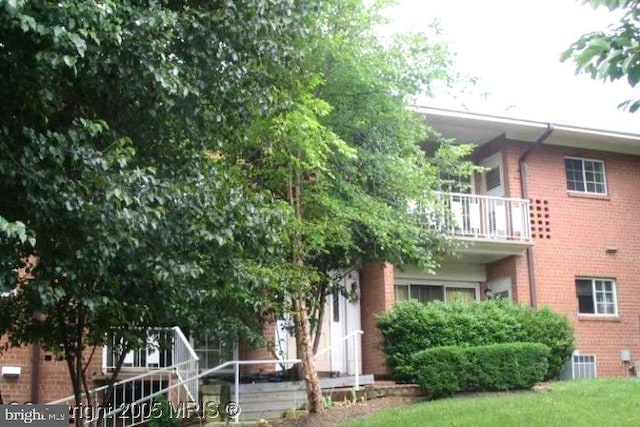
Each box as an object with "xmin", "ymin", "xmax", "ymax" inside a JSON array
[{"xmin": 384, "ymin": 0, "xmax": 640, "ymax": 133}]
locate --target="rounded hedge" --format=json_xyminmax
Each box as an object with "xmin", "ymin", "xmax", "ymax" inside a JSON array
[
  {"xmin": 375, "ymin": 299, "xmax": 573, "ymax": 382},
  {"xmin": 412, "ymin": 342, "xmax": 550, "ymax": 397}
]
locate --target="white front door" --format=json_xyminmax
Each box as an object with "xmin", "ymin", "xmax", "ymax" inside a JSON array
[
  {"xmin": 329, "ymin": 273, "xmax": 362, "ymax": 376},
  {"xmin": 345, "ymin": 276, "xmax": 361, "ymax": 376},
  {"xmin": 330, "ymin": 288, "xmax": 347, "ymax": 374},
  {"xmin": 275, "ymin": 316, "xmax": 292, "ymax": 371}
]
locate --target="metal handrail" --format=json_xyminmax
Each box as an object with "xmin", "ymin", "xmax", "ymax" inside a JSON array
[
  {"xmin": 173, "ymin": 358, "xmax": 303, "ymax": 424},
  {"xmin": 314, "ymin": 329, "xmax": 362, "ymax": 359},
  {"xmin": 49, "ymin": 330, "xmax": 365, "ymax": 424},
  {"xmin": 173, "ymin": 326, "xmax": 199, "ymax": 361},
  {"xmin": 47, "ymin": 359, "xmax": 196, "ymax": 406},
  {"xmin": 434, "ymin": 191, "xmax": 532, "ymax": 242},
  {"xmin": 437, "ymin": 191, "xmax": 530, "ymax": 204},
  {"xmin": 314, "ymin": 329, "xmax": 363, "ymax": 390}
]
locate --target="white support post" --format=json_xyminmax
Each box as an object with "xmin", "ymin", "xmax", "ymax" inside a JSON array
[
  {"xmin": 353, "ymin": 334, "xmax": 359, "ymax": 391},
  {"xmin": 234, "ymin": 362, "xmax": 240, "ymax": 424}
]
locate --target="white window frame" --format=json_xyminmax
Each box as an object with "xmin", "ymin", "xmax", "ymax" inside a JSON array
[
  {"xmin": 395, "ymin": 279, "xmax": 479, "ymax": 304},
  {"xmin": 191, "ymin": 334, "xmax": 238, "ymax": 373},
  {"xmin": 564, "ymin": 156, "xmax": 607, "ymax": 195},
  {"xmin": 576, "ymin": 277, "xmax": 617, "ymax": 317},
  {"xmin": 438, "ymin": 172, "xmax": 475, "ymax": 194}
]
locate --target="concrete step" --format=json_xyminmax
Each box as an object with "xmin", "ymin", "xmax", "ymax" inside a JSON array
[
  {"xmin": 364, "ymin": 382, "xmax": 425, "ymax": 399},
  {"xmin": 233, "ymin": 381, "xmax": 305, "ymax": 393},
  {"xmin": 223, "ymin": 375, "xmax": 375, "ymax": 421},
  {"xmin": 320, "ymin": 374, "xmax": 374, "ymax": 389}
]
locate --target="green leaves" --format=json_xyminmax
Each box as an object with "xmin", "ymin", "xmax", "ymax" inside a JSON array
[
  {"xmin": 0, "ymin": 217, "xmax": 34, "ymax": 246},
  {"xmin": 377, "ymin": 300, "xmax": 574, "ymax": 383},
  {"xmin": 0, "ymin": 1, "xmax": 319, "ymax": 404},
  {"xmin": 564, "ymin": 0, "xmax": 640, "ymax": 111},
  {"xmin": 0, "ymin": 0, "xmax": 476, "ymax": 410}
]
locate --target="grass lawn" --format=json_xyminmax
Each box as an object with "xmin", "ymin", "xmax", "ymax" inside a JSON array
[{"xmin": 341, "ymin": 378, "xmax": 640, "ymax": 427}]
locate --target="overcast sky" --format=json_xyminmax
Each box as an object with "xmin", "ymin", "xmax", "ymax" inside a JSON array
[{"xmin": 385, "ymin": 0, "xmax": 640, "ymax": 133}]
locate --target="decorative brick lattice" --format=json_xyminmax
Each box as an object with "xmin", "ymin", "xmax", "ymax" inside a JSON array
[{"xmin": 530, "ymin": 199, "xmax": 550, "ymax": 239}]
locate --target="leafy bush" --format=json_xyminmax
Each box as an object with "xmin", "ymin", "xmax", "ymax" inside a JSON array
[
  {"xmin": 412, "ymin": 343, "xmax": 550, "ymax": 398},
  {"xmin": 508, "ymin": 304, "xmax": 575, "ymax": 379},
  {"xmin": 148, "ymin": 395, "xmax": 178, "ymax": 427},
  {"xmin": 410, "ymin": 346, "xmax": 465, "ymax": 396},
  {"xmin": 375, "ymin": 299, "xmax": 573, "ymax": 381}
]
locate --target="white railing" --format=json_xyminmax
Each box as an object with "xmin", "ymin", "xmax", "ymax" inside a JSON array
[
  {"xmin": 48, "ymin": 359, "xmax": 197, "ymax": 427},
  {"xmin": 50, "ymin": 330, "xmax": 364, "ymax": 426},
  {"xmin": 102, "ymin": 328, "xmax": 174, "ymax": 371},
  {"xmin": 173, "ymin": 326, "xmax": 199, "ymax": 403},
  {"xmin": 436, "ymin": 192, "xmax": 531, "ymax": 242},
  {"xmin": 314, "ymin": 330, "xmax": 363, "ymax": 390},
  {"xmin": 52, "ymin": 326, "xmax": 199, "ymax": 427}
]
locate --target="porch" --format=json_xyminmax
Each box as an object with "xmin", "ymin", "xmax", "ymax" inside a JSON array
[
  {"xmin": 437, "ymin": 192, "xmax": 533, "ymax": 263},
  {"xmin": 52, "ymin": 327, "xmax": 366, "ymax": 425}
]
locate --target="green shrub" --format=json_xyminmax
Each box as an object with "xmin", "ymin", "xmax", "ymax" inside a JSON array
[
  {"xmin": 411, "ymin": 346, "xmax": 465, "ymax": 396},
  {"xmin": 148, "ymin": 395, "xmax": 178, "ymax": 427},
  {"xmin": 508, "ymin": 304, "xmax": 574, "ymax": 379},
  {"xmin": 412, "ymin": 342, "xmax": 550, "ymax": 398},
  {"xmin": 375, "ymin": 299, "xmax": 573, "ymax": 381}
]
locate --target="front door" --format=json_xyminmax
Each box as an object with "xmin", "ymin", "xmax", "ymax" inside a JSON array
[
  {"xmin": 274, "ymin": 316, "xmax": 291, "ymax": 371},
  {"xmin": 330, "ymin": 288, "xmax": 347, "ymax": 374},
  {"xmin": 329, "ymin": 273, "xmax": 362, "ymax": 375}
]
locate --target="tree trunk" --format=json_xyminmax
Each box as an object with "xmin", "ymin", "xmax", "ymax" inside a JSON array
[
  {"xmin": 312, "ymin": 284, "xmax": 326, "ymax": 355},
  {"xmin": 293, "ymin": 291, "xmax": 324, "ymax": 414},
  {"xmin": 289, "ymin": 161, "xmax": 323, "ymax": 413},
  {"xmin": 63, "ymin": 305, "xmax": 86, "ymax": 427}
]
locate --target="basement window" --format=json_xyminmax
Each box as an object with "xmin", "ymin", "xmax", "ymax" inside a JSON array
[
  {"xmin": 576, "ymin": 278, "xmax": 617, "ymax": 316},
  {"xmin": 565, "ymin": 157, "xmax": 607, "ymax": 195}
]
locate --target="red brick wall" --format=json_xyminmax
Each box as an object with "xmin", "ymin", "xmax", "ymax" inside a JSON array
[
  {"xmin": 0, "ymin": 342, "xmax": 35, "ymax": 403},
  {"xmin": 502, "ymin": 140, "xmax": 640, "ymax": 376},
  {"xmin": 359, "ymin": 263, "xmax": 395, "ymax": 377},
  {"xmin": 485, "ymin": 255, "xmax": 531, "ymax": 306},
  {"xmin": 240, "ymin": 322, "xmax": 279, "ymax": 374},
  {"xmin": 0, "ymin": 341, "xmax": 104, "ymax": 404}
]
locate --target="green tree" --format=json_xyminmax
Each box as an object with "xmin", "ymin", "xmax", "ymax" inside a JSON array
[
  {"xmin": 0, "ymin": 0, "xmax": 314, "ymax": 418},
  {"xmin": 227, "ymin": 0, "xmax": 478, "ymax": 413},
  {"xmin": 562, "ymin": 0, "xmax": 640, "ymax": 111}
]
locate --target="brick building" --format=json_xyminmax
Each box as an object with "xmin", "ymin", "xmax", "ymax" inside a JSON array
[
  {"xmin": 2, "ymin": 106, "xmax": 639, "ymax": 405},
  {"xmin": 360, "ymin": 106, "xmax": 640, "ymax": 378}
]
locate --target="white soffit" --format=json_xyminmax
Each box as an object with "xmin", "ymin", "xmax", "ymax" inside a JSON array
[{"xmin": 413, "ymin": 105, "xmax": 640, "ymax": 155}]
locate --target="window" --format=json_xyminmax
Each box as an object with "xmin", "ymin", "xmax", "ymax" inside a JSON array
[
  {"xmin": 576, "ymin": 278, "xmax": 617, "ymax": 316},
  {"xmin": 480, "ymin": 152, "xmax": 504, "ymax": 196},
  {"xmin": 565, "ymin": 157, "xmax": 607, "ymax": 194},
  {"xmin": 438, "ymin": 172, "xmax": 473, "ymax": 194},
  {"xmin": 395, "ymin": 282, "xmax": 478, "ymax": 305},
  {"xmin": 485, "ymin": 167, "xmax": 501, "ymax": 191},
  {"xmin": 192, "ymin": 332, "xmax": 236, "ymax": 372}
]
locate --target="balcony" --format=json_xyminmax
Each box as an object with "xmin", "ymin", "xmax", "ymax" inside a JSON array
[{"xmin": 436, "ymin": 192, "xmax": 533, "ymax": 263}]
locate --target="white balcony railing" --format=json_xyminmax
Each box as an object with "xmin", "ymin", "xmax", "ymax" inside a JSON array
[
  {"xmin": 102, "ymin": 327, "xmax": 194, "ymax": 371},
  {"xmin": 436, "ymin": 192, "xmax": 531, "ymax": 242}
]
